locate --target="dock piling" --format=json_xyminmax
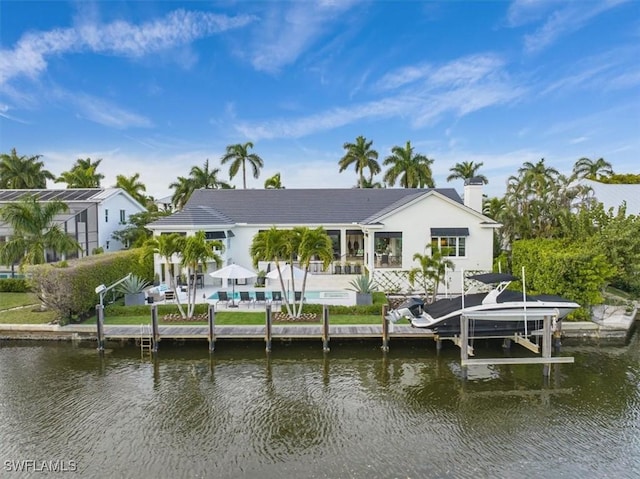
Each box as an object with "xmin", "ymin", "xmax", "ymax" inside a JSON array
[
  {"xmin": 208, "ymin": 304, "xmax": 216, "ymax": 353},
  {"xmin": 381, "ymin": 304, "xmax": 389, "ymax": 352},
  {"xmin": 151, "ymin": 305, "xmax": 159, "ymax": 354},
  {"xmin": 322, "ymin": 305, "xmax": 330, "ymax": 352},
  {"xmin": 96, "ymin": 304, "xmax": 105, "ymax": 352},
  {"xmin": 265, "ymin": 304, "xmax": 272, "ymax": 352}
]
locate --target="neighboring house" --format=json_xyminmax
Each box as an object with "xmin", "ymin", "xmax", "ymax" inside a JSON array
[
  {"xmin": 146, "ymin": 182, "xmax": 500, "ymax": 294},
  {"xmin": 579, "ymin": 179, "xmax": 640, "ymax": 216},
  {"xmin": 153, "ymin": 194, "xmax": 175, "ymax": 212},
  {"xmin": 0, "ymin": 188, "xmax": 146, "ymax": 265}
]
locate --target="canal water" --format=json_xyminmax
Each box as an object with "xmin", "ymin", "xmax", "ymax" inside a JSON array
[{"xmin": 0, "ymin": 334, "xmax": 638, "ymax": 478}]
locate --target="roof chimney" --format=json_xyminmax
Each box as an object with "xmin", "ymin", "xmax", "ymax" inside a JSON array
[{"xmin": 463, "ymin": 177, "xmax": 484, "ymax": 213}]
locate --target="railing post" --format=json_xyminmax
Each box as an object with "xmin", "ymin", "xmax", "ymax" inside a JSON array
[
  {"xmin": 96, "ymin": 304, "xmax": 105, "ymax": 352},
  {"xmin": 208, "ymin": 304, "xmax": 216, "ymax": 353}
]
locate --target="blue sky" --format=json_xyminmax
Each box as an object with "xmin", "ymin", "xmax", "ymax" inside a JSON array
[{"xmin": 1, "ymin": 0, "xmax": 638, "ymax": 199}]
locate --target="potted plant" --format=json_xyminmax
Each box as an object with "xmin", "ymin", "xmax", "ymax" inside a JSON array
[
  {"xmin": 255, "ymin": 270, "xmax": 266, "ymax": 287},
  {"xmin": 117, "ymin": 274, "xmax": 151, "ymax": 306},
  {"xmin": 348, "ymin": 274, "xmax": 375, "ymax": 305}
]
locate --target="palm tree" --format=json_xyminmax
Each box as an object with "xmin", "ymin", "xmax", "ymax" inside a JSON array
[
  {"xmin": 169, "ymin": 160, "xmax": 231, "ymax": 210},
  {"xmin": 0, "ymin": 148, "xmax": 55, "ymax": 189},
  {"xmin": 181, "ymin": 231, "xmax": 223, "ymax": 318},
  {"xmin": 221, "ymin": 142, "xmax": 264, "ymax": 189},
  {"xmin": 408, "ymin": 247, "xmax": 454, "ymax": 303},
  {"xmin": 264, "ymin": 172, "xmax": 284, "ymax": 189},
  {"xmin": 338, "ymin": 136, "xmax": 380, "ymax": 188},
  {"xmin": 573, "ymin": 157, "xmax": 614, "ymax": 180},
  {"xmin": 0, "ymin": 195, "xmax": 80, "ymax": 270},
  {"xmin": 447, "ymin": 161, "xmax": 488, "ymax": 184},
  {"xmin": 293, "ymin": 227, "xmax": 333, "ymax": 317},
  {"xmin": 250, "ymin": 227, "xmax": 295, "ymax": 316},
  {"xmin": 142, "ymin": 233, "xmax": 187, "ymax": 317},
  {"xmin": 383, "ymin": 141, "xmax": 435, "ymax": 188},
  {"xmin": 56, "ymin": 157, "xmax": 104, "ymax": 188},
  {"xmin": 115, "ymin": 173, "xmax": 147, "ymax": 205}
]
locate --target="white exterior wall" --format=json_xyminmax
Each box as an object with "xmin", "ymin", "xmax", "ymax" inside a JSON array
[
  {"xmin": 150, "ymin": 192, "xmax": 496, "ymax": 293},
  {"xmin": 96, "ymin": 193, "xmax": 146, "ymax": 252},
  {"xmin": 372, "ymin": 193, "xmax": 494, "ymax": 294}
]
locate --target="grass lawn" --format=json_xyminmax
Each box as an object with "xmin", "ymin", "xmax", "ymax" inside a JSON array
[
  {"xmin": 0, "ymin": 292, "xmax": 40, "ymax": 311},
  {"xmin": 84, "ymin": 311, "xmax": 383, "ymax": 326}
]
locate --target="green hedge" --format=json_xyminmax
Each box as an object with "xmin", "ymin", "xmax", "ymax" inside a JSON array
[
  {"xmin": 512, "ymin": 239, "xmax": 616, "ymax": 320},
  {"xmin": 0, "ymin": 278, "xmax": 29, "ymax": 292},
  {"xmin": 28, "ymin": 249, "xmax": 153, "ymax": 324}
]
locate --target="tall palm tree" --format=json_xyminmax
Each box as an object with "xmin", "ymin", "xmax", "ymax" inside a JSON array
[
  {"xmin": 181, "ymin": 231, "xmax": 223, "ymax": 318},
  {"xmin": 573, "ymin": 157, "xmax": 614, "ymax": 180},
  {"xmin": 338, "ymin": 136, "xmax": 380, "ymax": 188},
  {"xmin": 0, "ymin": 195, "xmax": 80, "ymax": 270},
  {"xmin": 115, "ymin": 173, "xmax": 147, "ymax": 205},
  {"xmin": 446, "ymin": 161, "xmax": 488, "ymax": 184},
  {"xmin": 383, "ymin": 141, "xmax": 435, "ymax": 188},
  {"xmin": 221, "ymin": 142, "xmax": 264, "ymax": 189},
  {"xmin": 56, "ymin": 157, "xmax": 104, "ymax": 188},
  {"xmin": 0, "ymin": 148, "xmax": 55, "ymax": 189},
  {"xmin": 169, "ymin": 176, "xmax": 194, "ymax": 211},
  {"xmin": 264, "ymin": 172, "xmax": 284, "ymax": 189}
]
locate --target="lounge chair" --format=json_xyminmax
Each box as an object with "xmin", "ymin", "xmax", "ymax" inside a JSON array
[
  {"xmin": 216, "ymin": 291, "xmax": 230, "ymax": 308},
  {"xmin": 255, "ymin": 290, "xmax": 267, "ymax": 306},
  {"xmin": 163, "ymin": 290, "xmax": 175, "ymax": 303},
  {"xmin": 271, "ymin": 291, "xmax": 282, "ymax": 305},
  {"xmin": 239, "ymin": 291, "xmax": 255, "ymax": 308}
]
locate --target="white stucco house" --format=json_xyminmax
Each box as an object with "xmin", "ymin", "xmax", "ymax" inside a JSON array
[
  {"xmin": 146, "ymin": 180, "xmax": 499, "ymax": 294},
  {"xmin": 0, "ymin": 188, "xmax": 146, "ymax": 267}
]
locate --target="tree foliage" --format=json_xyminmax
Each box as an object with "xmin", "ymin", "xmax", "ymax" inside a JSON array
[
  {"xmin": 0, "ymin": 148, "xmax": 54, "ymax": 189},
  {"xmin": 383, "ymin": 141, "xmax": 434, "ymax": 188},
  {"xmin": 221, "ymin": 142, "xmax": 264, "ymax": 189},
  {"xmin": 339, "ymin": 136, "xmax": 380, "ymax": 188},
  {"xmin": 512, "ymin": 239, "xmax": 616, "ymax": 319},
  {"xmin": 56, "ymin": 157, "xmax": 104, "ymax": 188},
  {"xmin": 0, "ymin": 195, "xmax": 81, "ymax": 269}
]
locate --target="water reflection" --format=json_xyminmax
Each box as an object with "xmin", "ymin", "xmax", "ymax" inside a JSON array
[{"xmin": 0, "ymin": 336, "xmax": 639, "ymax": 478}]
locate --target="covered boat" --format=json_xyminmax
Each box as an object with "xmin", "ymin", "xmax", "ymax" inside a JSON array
[{"xmin": 385, "ymin": 273, "xmax": 580, "ymax": 337}]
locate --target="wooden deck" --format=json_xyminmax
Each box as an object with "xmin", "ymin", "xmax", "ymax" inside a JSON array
[{"xmin": 102, "ymin": 324, "xmax": 435, "ymax": 341}]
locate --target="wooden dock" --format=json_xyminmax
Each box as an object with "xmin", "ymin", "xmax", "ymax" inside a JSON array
[{"xmin": 102, "ymin": 324, "xmax": 435, "ymax": 341}]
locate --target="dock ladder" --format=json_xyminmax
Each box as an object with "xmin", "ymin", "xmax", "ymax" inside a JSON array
[{"xmin": 140, "ymin": 324, "xmax": 153, "ymax": 357}]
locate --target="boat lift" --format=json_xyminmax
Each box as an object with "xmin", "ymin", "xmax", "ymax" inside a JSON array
[{"xmin": 443, "ymin": 308, "xmax": 574, "ymax": 378}]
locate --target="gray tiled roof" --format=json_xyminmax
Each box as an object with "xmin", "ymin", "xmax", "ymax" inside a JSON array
[
  {"xmin": 581, "ymin": 179, "xmax": 640, "ymax": 216},
  {"xmin": 148, "ymin": 188, "xmax": 463, "ymax": 228}
]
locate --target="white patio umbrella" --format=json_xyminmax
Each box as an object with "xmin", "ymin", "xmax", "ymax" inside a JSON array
[
  {"xmin": 266, "ymin": 264, "xmax": 309, "ymax": 300},
  {"xmin": 209, "ymin": 264, "xmax": 257, "ymax": 307}
]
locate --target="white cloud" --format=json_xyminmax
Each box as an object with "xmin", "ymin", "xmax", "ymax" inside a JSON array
[
  {"xmin": 235, "ymin": 53, "xmax": 522, "ymax": 140},
  {"xmin": 0, "ymin": 9, "xmax": 256, "ymax": 86},
  {"xmin": 523, "ymin": 0, "xmax": 629, "ymax": 54},
  {"xmin": 247, "ymin": 1, "xmax": 359, "ymax": 73},
  {"xmin": 66, "ymin": 92, "xmax": 153, "ymax": 129},
  {"xmin": 506, "ymin": 0, "xmax": 557, "ymax": 27}
]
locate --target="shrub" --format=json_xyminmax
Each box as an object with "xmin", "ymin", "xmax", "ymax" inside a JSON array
[
  {"xmin": 0, "ymin": 278, "xmax": 29, "ymax": 292},
  {"xmin": 28, "ymin": 248, "xmax": 153, "ymax": 324}
]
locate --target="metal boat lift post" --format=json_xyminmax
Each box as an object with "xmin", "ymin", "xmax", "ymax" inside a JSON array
[{"xmin": 455, "ymin": 309, "xmax": 574, "ymax": 379}]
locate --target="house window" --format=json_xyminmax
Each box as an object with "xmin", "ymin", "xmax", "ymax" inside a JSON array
[
  {"xmin": 105, "ymin": 209, "xmax": 108, "ymax": 223},
  {"xmin": 374, "ymin": 232, "xmax": 402, "ymax": 267},
  {"xmin": 430, "ymin": 228, "xmax": 469, "ymax": 257},
  {"xmin": 119, "ymin": 209, "xmax": 126, "ymax": 223}
]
